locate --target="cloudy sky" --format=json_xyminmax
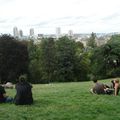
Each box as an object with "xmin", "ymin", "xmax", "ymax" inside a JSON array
[{"xmin": 0, "ymin": 0, "xmax": 120, "ymax": 35}]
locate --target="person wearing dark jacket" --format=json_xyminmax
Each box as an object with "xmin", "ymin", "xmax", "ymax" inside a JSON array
[
  {"xmin": 14, "ymin": 75, "xmax": 33, "ymax": 105},
  {"xmin": 91, "ymin": 80, "xmax": 105, "ymax": 94},
  {"xmin": 0, "ymin": 85, "xmax": 13, "ymax": 103}
]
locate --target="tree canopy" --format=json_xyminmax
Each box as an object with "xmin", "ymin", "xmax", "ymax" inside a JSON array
[
  {"xmin": 1, "ymin": 34, "xmax": 120, "ymax": 83},
  {"xmin": 90, "ymin": 34, "xmax": 120, "ymax": 79},
  {"xmin": 87, "ymin": 32, "xmax": 97, "ymax": 48},
  {"xmin": 0, "ymin": 35, "xmax": 29, "ymax": 83}
]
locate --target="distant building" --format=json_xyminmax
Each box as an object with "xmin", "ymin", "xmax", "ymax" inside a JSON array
[
  {"xmin": 68, "ymin": 30, "xmax": 73, "ymax": 37},
  {"xmin": 19, "ymin": 29, "xmax": 23, "ymax": 38},
  {"xmin": 96, "ymin": 37, "xmax": 110, "ymax": 46},
  {"xmin": 56, "ymin": 27, "xmax": 61, "ymax": 38},
  {"xmin": 37, "ymin": 34, "xmax": 44, "ymax": 40},
  {"xmin": 30, "ymin": 28, "xmax": 34, "ymax": 37},
  {"xmin": 13, "ymin": 27, "xmax": 19, "ymax": 38}
]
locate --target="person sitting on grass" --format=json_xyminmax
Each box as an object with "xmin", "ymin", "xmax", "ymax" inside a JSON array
[
  {"xmin": 14, "ymin": 75, "xmax": 33, "ymax": 105},
  {"xmin": 91, "ymin": 80, "xmax": 105, "ymax": 94},
  {"xmin": 0, "ymin": 85, "xmax": 13, "ymax": 103}
]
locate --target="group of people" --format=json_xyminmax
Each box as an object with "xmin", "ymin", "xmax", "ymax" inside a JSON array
[
  {"xmin": 0, "ymin": 77, "xmax": 120, "ymax": 105},
  {"xmin": 91, "ymin": 79, "xmax": 120, "ymax": 96},
  {"xmin": 0, "ymin": 75, "xmax": 33, "ymax": 105}
]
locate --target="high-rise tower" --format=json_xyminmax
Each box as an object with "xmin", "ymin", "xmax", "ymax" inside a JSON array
[
  {"xmin": 56, "ymin": 27, "xmax": 61, "ymax": 38},
  {"xmin": 13, "ymin": 27, "xmax": 19, "ymax": 37},
  {"xmin": 30, "ymin": 28, "xmax": 34, "ymax": 37},
  {"xmin": 19, "ymin": 29, "xmax": 23, "ymax": 38}
]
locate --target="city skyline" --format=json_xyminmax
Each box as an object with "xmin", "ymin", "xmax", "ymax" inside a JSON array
[{"xmin": 0, "ymin": 0, "xmax": 120, "ymax": 35}]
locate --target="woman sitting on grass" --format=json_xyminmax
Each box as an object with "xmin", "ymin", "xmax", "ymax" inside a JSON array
[
  {"xmin": 14, "ymin": 75, "xmax": 33, "ymax": 105},
  {"xmin": 0, "ymin": 85, "xmax": 13, "ymax": 103}
]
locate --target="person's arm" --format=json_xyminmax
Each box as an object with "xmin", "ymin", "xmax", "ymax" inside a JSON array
[
  {"xmin": 3, "ymin": 93, "xmax": 7, "ymax": 97},
  {"xmin": 1, "ymin": 86, "xmax": 7, "ymax": 97},
  {"xmin": 114, "ymin": 84, "xmax": 118, "ymax": 96}
]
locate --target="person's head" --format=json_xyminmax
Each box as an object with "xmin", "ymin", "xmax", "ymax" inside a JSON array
[
  {"xmin": 115, "ymin": 79, "xmax": 119, "ymax": 83},
  {"xmin": 19, "ymin": 74, "xmax": 27, "ymax": 82},
  {"xmin": 93, "ymin": 80, "xmax": 98, "ymax": 83},
  {"xmin": 111, "ymin": 80, "xmax": 115, "ymax": 84}
]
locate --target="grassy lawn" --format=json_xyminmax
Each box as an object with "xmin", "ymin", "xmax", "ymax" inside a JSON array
[{"xmin": 1, "ymin": 79, "xmax": 120, "ymax": 120}]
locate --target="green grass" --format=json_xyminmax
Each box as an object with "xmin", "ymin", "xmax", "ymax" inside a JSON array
[{"xmin": 1, "ymin": 79, "xmax": 120, "ymax": 120}]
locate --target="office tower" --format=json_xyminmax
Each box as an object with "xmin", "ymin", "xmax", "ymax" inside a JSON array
[
  {"xmin": 56, "ymin": 27, "xmax": 61, "ymax": 38},
  {"xmin": 19, "ymin": 30, "xmax": 23, "ymax": 38},
  {"xmin": 68, "ymin": 30, "xmax": 73, "ymax": 37},
  {"xmin": 13, "ymin": 27, "xmax": 19, "ymax": 37},
  {"xmin": 30, "ymin": 28, "xmax": 34, "ymax": 37}
]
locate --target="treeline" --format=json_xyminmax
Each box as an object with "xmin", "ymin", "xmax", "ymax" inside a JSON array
[
  {"xmin": 28, "ymin": 36, "xmax": 89, "ymax": 83},
  {"xmin": 0, "ymin": 34, "xmax": 120, "ymax": 83}
]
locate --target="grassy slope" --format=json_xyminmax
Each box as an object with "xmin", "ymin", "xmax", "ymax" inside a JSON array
[{"xmin": 0, "ymin": 80, "xmax": 120, "ymax": 120}]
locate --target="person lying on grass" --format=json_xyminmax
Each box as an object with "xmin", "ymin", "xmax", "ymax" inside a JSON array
[
  {"xmin": 14, "ymin": 75, "xmax": 33, "ymax": 105},
  {"xmin": 104, "ymin": 79, "xmax": 120, "ymax": 96},
  {"xmin": 0, "ymin": 85, "xmax": 13, "ymax": 103},
  {"xmin": 90, "ymin": 80, "xmax": 113, "ymax": 95}
]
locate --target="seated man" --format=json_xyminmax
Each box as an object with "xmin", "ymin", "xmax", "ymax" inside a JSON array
[
  {"xmin": 0, "ymin": 85, "xmax": 13, "ymax": 103},
  {"xmin": 91, "ymin": 80, "xmax": 105, "ymax": 94},
  {"xmin": 14, "ymin": 75, "xmax": 33, "ymax": 105}
]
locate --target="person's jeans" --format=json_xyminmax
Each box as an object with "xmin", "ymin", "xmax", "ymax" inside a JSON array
[{"xmin": 5, "ymin": 97, "xmax": 13, "ymax": 103}]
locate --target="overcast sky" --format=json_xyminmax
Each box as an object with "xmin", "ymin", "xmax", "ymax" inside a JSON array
[{"xmin": 0, "ymin": 0, "xmax": 120, "ymax": 35}]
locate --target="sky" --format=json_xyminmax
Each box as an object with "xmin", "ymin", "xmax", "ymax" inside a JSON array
[{"xmin": 0, "ymin": 0, "xmax": 120, "ymax": 35}]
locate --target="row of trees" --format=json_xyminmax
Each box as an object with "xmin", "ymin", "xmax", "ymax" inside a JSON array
[
  {"xmin": 0, "ymin": 34, "xmax": 120, "ymax": 83},
  {"xmin": 28, "ymin": 36, "xmax": 90, "ymax": 83}
]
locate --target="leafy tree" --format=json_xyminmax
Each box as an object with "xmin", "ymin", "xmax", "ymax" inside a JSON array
[
  {"xmin": 0, "ymin": 34, "xmax": 29, "ymax": 83},
  {"xmin": 74, "ymin": 41, "xmax": 90, "ymax": 81},
  {"xmin": 75, "ymin": 41, "xmax": 84, "ymax": 55},
  {"xmin": 90, "ymin": 46, "xmax": 107, "ymax": 79},
  {"xmin": 91, "ymin": 34, "xmax": 120, "ymax": 79},
  {"xmin": 55, "ymin": 36, "xmax": 76, "ymax": 82},
  {"xmin": 28, "ymin": 40, "xmax": 42, "ymax": 83},
  {"xmin": 105, "ymin": 35, "xmax": 120, "ymax": 77},
  {"xmin": 87, "ymin": 32, "xmax": 97, "ymax": 48},
  {"xmin": 74, "ymin": 53, "xmax": 90, "ymax": 81},
  {"xmin": 40, "ymin": 38, "xmax": 56, "ymax": 83}
]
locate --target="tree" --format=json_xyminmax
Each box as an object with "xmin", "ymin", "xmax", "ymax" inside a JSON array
[
  {"xmin": 0, "ymin": 35, "xmax": 29, "ymax": 83},
  {"xmin": 74, "ymin": 53, "xmax": 90, "ymax": 81},
  {"xmin": 91, "ymin": 34, "xmax": 120, "ymax": 79},
  {"xmin": 74, "ymin": 41, "xmax": 90, "ymax": 81},
  {"xmin": 28, "ymin": 40, "xmax": 42, "ymax": 83},
  {"xmin": 90, "ymin": 46, "xmax": 107, "ymax": 79},
  {"xmin": 40, "ymin": 38, "xmax": 56, "ymax": 83},
  {"xmin": 87, "ymin": 32, "xmax": 97, "ymax": 48},
  {"xmin": 55, "ymin": 36, "xmax": 76, "ymax": 82}
]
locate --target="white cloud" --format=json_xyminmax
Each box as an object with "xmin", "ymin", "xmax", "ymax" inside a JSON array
[{"xmin": 0, "ymin": 0, "xmax": 120, "ymax": 35}]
